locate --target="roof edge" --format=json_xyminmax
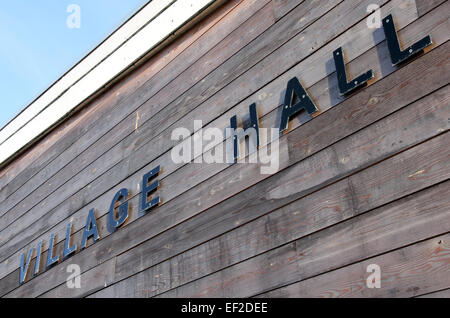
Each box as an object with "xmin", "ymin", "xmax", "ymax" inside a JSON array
[{"xmin": 0, "ymin": 0, "xmax": 220, "ymax": 169}]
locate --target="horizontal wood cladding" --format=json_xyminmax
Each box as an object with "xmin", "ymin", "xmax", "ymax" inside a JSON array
[
  {"xmin": 0, "ymin": 0, "xmax": 245, "ymax": 196},
  {"xmin": 92, "ymin": 133, "xmax": 450, "ymax": 298},
  {"xmin": 257, "ymin": 233, "xmax": 450, "ymax": 298},
  {"xmin": 417, "ymin": 289, "xmax": 450, "ymax": 298},
  {"xmin": 1, "ymin": 0, "xmax": 449, "ymax": 297},
  {"xmin": 1, "ymin": 0, "xmax": 443, "ymax": 278}
]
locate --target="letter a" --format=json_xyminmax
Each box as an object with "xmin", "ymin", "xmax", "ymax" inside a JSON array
[{"xmin": 279, "ymin": 77, "xmax": 318, "ymax": 133}]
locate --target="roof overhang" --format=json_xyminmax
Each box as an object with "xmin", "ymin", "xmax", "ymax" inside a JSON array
[{"xmin": 0, "ymin": 0, "xmax": 222, "ymax": 169}]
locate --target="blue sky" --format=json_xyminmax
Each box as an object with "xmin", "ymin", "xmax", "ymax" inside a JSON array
[{"xmin": 0, "ymin": 0, "xmax": 149, "ymax": 129}]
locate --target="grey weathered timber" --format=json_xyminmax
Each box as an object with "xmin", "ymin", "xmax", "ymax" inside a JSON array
[
  {"xmin": 416, "ymin": 289, "xmax": 450, "ymax": 298},
  {"xmin": 154, "ymin": 175, "xmax": 450, "ymax": 298},
  {"xmin": 1, "ymin": 11, "xmax": 447, "ymax": 288},
  {"xmin": 1, "ymin": 0, "xmax": 448, "ymax": 298},
  {"xmin": 1, "ymin": 31, "xmax": 448, "ymax": 294},
  {"xmin": 257, "ymin": 233, "xmax": 450, "ymax": 298},
  {"xmin": 0, "ymin": 0, "xmax": 274, "ymax": 230},
  {"xmin": 0, "ymin": 0, "xmax": 356, "ymax": 276},
  {"xmin": 0, "ymin": 0, "xmax": 247, "ymax": 200},
  {"xmin": 97, "ymin": 102, "xmax": 450, "ymax": 298},
  {"xmin": 4, "ymin": 47, "xmax": 449, "ymax": 296},
  {"xmin": 272, "ymin": 0, "xmax": 305, "ymax": 21},
  {"xmin": 0, "ymin": 14, "xmax": 446, "ymax": 290},
  {"xmin": 0, "ymin": 0, "xmax": 440, "ymax": 278}
]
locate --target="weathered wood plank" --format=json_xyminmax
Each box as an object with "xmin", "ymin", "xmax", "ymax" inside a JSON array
[
  {"xmin": 149, "ymin": 0, "xmax": 425, "ymax": 203},
  {"xmin": 153, "ymin": 175, "xmax": 450, "ymax": 298},
  {"xmin": 91, "ymin": 0, "xmax": 339, "ymax": 190},
  {"xmin": 258, "ymin": 233, "xmax": 450, "ymax": 298},
  {"xmin": 0, "ymin": 0, "xmax": 344, "ymax": 270},
  {"xmin": 2, "ymin": 33, "xmax": 446, "ymax": 294},
  {"xmin": 153, "ymin": 0, "xmax": 447, "ymax": 211},
  {"xmin": 1, "ymin": 0, "xmax": 448, "ymax": 298},
  {"xmin": 0, "ymin": 267, "xmax": 17, "ymax": 297},
  {"xmin": 0, "ymin": 0, "xmax": 424, "ymax": 270},
  {"xmin": 0, "ymin": 0, "xmax": 245, "ymax": 200},
  {"xmin": 416, "ymin": 289, "xmax": 450, "ymax": 298},
  {"xmin": 23, "ymin": 2, "xmax": 450, "ymax": 300},
  {"xmin": 0, "ymin": 0, "xmax": 275, "ymax": 238},
  {"xmin": 272, "ymin": 0, "xmax": 304, "ymax": 21},
  {"xmin": 81, "ymin": 95, "xmax": 450, "ymax": 297},
  {"xmin": 1, "ymin": 2, "xmax": 446, "ymax": 288},
  {"xmin": 43, "ymin": 258, "xmax": 116, "ymax": 298},
  {"xmin": 179, "ymin": 0, "xmax": 447, "ymax": 149},
  {"xmin": 111, "ymin": 84, "xmax": 450, "ymax": 296},
  {"xmin": 0, "ymin": 0, "xmax": 329, "ymax": 241},
  {"xmin": 102, "ymin": 118, "xmax": 450, "ymax": 298},
  {"xmin": 415, "ymin": 0, "xmax": 447, "ymax": 17},
  {"xmin": 0, "ymin": 0, "xmax": 265, "ymax": 218},
  {"xmin": 3, "ymin": 0, "xmax": 450, "ymax": 294},
  {"xmin": 4, "ymin": 43, "xmax": 449, "ymax": 296}
]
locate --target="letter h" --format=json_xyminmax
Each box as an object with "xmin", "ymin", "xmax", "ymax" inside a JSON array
[{"xmin": 229, "ymin": 103, "xmax": 260, "ymax": 163}]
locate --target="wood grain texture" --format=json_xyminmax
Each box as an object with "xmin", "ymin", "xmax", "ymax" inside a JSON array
[
  {"xmin": 415, "ymin": 0, "xmax": 447, "ymax": 17},
  {"xmin": 0, "ymin": 0, "xmax": 331, "ymax": 243},
  {"xmin": 1, "ymin": 0, "xmax": 449, "ymax": 298},
  {"xmin": 0, "ymin": 0, "xmax": 275, "ymax": 258},
  {"xmin": 0, "ymin": 0, "xmax": 263, "ymax": 232},
  {"xmin": 1, "ymin": 0, "xmax": 346, "ymax": 277},
  {"xmin": 84, "ymin": 86, "xmax": 449, "ymax": 297},
  {"xmin": 272, "ymin": 0, "xmax": 304, "ymax": 21},
  {"xmin": 2, "ymin": 33, "xmax": 448, "ymax": 295},
  {"xmin": 416, "ymin": 289, "xmax": 450, "ymax": 298},
  {"xmin": 85, "ymin": 84, "xmax": 450, "ymax": 298},
  {"xmin": 0, "ymin": 10, "xmax": 278, "ymax": 294},
  {"xmin": 0, "ymin": 0, "xmax": 272, "ymax": 232},
  {"xmin": 154, "ymin": 176, "xmax": 450, "ymax": 298},
  {"xmin": 258, "ymin": 233, "xmax": 450, "ymax": 298},
  {"xmin": 1, "ymin": 0, "xmax": 435, "ymax": 278},
  {"xmin": 5, "ymin": 52, "xmax": 449, "ymax": 296},
  {"xmin": 0, "ymin": 0, "xmax": 245, "ymax": 200}
]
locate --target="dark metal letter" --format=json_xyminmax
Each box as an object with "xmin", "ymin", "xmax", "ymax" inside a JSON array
[
  {"xmin": 333, "ymin": 47, "xmax": 374, "ymax": 95},
  {"xmin": 383, "ymin": 14, "xmax": 431, "ymax": 66},
  {"xmin": 140, "ymin": 166, "xmax": 160, "ymax": 213},
  {"xmin": 34, "ymin": 241, "xmax": 43, "ymax": 276},
  {"xmin": 63, "ymin": 222, "xmax": 77, "ymax": 259},
  {"xmin": 280, "ymin": 77, "xmax": 318, "ymax": 133},
  {"xmin": 108, "ymin": 188, "xmax": 129, "ymax": 232},
  {"xmin": 19, "ymin": 248, "xmax": 33, "ymax": 284},
  {"xmin": 46, "ymin": 234, "xmax": 59, "ymax": 269},
  {"xmin": 230, "ymin": 103, "xmax": 260, "ymax": 162},
  {"xmin": 80, "ymin": 209, "xmax": 100, "ymax": 250}
]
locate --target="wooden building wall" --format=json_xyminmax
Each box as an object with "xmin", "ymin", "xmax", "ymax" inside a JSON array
[{"xmin": 0, "ymin": 0, "xmax": 449, "ymax": 297}]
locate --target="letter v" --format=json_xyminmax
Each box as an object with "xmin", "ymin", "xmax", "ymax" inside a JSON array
[{"xmin": 19, "ymin": 248, "xmax": 34, "ymax": 284}]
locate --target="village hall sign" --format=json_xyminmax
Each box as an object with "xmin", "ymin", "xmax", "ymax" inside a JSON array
[{"xmin": 19, "ymin": 14, "xmax": 432, "ymax": 284}]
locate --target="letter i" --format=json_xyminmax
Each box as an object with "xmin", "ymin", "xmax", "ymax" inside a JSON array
[{"xmin": 34, "ymin": 241, "xmax": 43, "ymax": 276}]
